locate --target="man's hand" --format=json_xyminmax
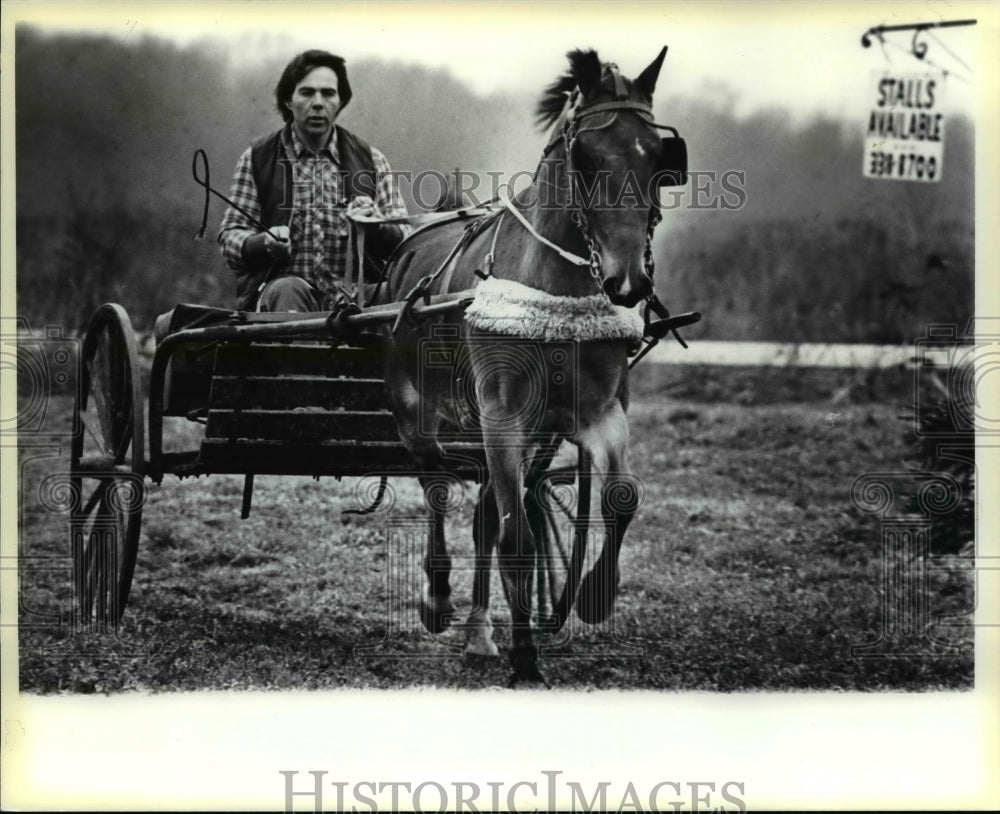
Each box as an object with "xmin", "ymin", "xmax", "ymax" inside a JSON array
[
  {"xmin": 263, "ymin": 226, "xmax": 291, "ymax": 261},
  {"xmin": 241, "ymin": 227, "xmax": 291, "ymax": 266},
  {"xmin": 346, "ymin": 195, "xmax": 378, "ymax": 221}
]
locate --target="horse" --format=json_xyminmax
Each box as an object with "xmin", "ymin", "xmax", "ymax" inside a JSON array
[{"xmin": 378, "ymin": 47, "xmax": 673, "ymax": 684}]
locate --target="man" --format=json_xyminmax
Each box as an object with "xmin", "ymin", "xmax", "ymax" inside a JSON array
[{"xmin": 219, "ymin": 50, "xmax": 409, "ymax": 311}]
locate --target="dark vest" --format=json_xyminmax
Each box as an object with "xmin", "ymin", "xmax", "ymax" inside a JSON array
[{"xmin": 234, "ymin": 124, "xmax": 379, "ymax": 310}]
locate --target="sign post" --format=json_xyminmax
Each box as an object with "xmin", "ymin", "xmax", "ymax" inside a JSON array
[{"xmin": 863, "ymin": 74, "xmax": 945, "ymax": 182}]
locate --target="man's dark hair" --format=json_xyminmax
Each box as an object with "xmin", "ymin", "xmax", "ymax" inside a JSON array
[{"xmin": 274, "ymin": 50, "xmax": 353, "ymax": 122}]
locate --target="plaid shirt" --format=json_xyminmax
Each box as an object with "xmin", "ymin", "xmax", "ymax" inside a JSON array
[{"xmin": 218, "ymin": 125, "xmax": 408, "ymax": 304}]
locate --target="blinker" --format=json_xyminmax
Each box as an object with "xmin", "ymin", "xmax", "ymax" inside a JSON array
[{"xmin": 656, "ymin": 127, "xmax": 688, "ymax": 187}]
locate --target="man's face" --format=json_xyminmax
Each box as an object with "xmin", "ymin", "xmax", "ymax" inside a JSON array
[{"xmin": 287, "ymin": 66, "xmax": 341, "ymax": 143}]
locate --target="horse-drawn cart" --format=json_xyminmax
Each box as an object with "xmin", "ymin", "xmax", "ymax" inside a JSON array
[
  {"xmin": 71, "ymin": 286, "xmax": 695, "ymax": 635},
  {"xmin": 70, "ymin": 293, "xmax": 473, "ymax": 619},
  {"xmin": 70, "ymin": 289, "xmax": 648, "ymax": 632},
  {"xmin": 70, "ymin": 45, "xmax": 700, "ymax": 683}
]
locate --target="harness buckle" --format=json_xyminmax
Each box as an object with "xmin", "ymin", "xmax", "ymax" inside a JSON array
[{"xmin": 392, "ymin": 274, "xmax": 435, "ymax": 335}]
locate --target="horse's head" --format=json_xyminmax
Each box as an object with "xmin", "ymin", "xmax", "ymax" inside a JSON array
[{"xmin": 536, "ymin": 48, "xmax": 671, "ymax": 307}]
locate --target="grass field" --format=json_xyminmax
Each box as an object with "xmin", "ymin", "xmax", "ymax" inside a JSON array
[{"xmin": 17, "ymin": 366, "xmax": 973, "ymax": 691}]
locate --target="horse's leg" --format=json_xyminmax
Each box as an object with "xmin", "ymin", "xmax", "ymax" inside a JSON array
[
  {"xmin": 576, "ymin": 403, "xmax": 638, "ymax": 624},
  {"xmin": 382, "ymin": 352, "xmax": 447, "ymax": 468},
  {"xmin": 484, "ymin": 440, "xmax": 544, "ymax": 684},
  {"xmin": 380, "ymin": 347, "xmax": 456, "ymax": 633},
  {"xmin": 417, "ymin": 473, "xmax": 456, "ymax": 634},
  {"xmin": 465, "ymin": 479, "xmax": 499, "ymax": 658}
]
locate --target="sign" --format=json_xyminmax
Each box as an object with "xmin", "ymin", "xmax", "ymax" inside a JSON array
[{"xmin": 863, "ymin": 73, "xmax": 945, "ymax": 182}]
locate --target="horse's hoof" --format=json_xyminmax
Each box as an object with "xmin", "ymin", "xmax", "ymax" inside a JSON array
[
  {"xmin": 507, "ymin": 647, "xmax": 547, "ymax": 687},
  {"xmin": 507, "ymin": 666, "xmax": 548, "ymax": 688},
  {"xmin": 464, "ymin": 636, "xmax": 500, "ymax": 659},
  {"xmin": 419, "ymin": 596, "xmax": 455, "ymax": 634}
]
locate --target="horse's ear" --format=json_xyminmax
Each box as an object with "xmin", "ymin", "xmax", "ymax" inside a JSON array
[
  {"xmin": 568, "ymin": 49, "xmax": 603, "ymax": 98},
  {"xmin": 634, "ymin": 46, "xmax": 668, "ymax": 99}
]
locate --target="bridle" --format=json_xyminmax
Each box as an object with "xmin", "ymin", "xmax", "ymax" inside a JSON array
[
  {"xmin": 559, "ymin": 99, "xmax": 664, "ymax": 299},
  {"xmin": 509, "ymin": 70, "xmax": 688, "ymax": 304}
]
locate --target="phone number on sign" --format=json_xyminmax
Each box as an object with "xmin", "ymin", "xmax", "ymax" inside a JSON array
[{"xmin": 867, "ymin": 150, "xmax": 938, "ymax": 180}]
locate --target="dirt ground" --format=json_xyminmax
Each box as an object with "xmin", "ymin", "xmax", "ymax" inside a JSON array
[{"xmin": 17, "ymin": 364, "xmax": 973, "ymax": 691}]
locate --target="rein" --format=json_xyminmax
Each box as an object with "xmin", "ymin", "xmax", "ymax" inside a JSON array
[{"xmin": 498, "ymin": 192, "xmax": 589, "ymax": 268}]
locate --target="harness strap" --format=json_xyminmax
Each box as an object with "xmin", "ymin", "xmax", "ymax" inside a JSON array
[
  {"xmin": 436, "ymin": 211, "xmax": 501, "ymax": 293},
  {"xmin": 347, "ymin": 203, "xmax": 499, "ymax": 227},
  {"xmin": 574, "ymin": 100, "xmax": 653, "ymax": 120},
  {"xmin": 483, "ymin": 209, "xmax": 506, "ymax": 276},
  {"xmin": 499, "ymin": 192, "xmax": 589, "ymax": 267},
  {"xmin": 607, "ymin": 63, "xmax": 629, "ymax": 100},
  {"xmin": 391, "ymin": 213, "xmax": 493, "ymax": 333}
]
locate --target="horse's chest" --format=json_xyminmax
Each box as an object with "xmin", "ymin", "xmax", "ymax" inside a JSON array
[{"xmin": 465, "ymin": 343, "xmax": 622, "ymax": 436}]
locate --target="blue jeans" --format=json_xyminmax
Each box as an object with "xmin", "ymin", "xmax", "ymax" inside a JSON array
[{"xmin": 257, "ymin": 276, "xmax": 323, "ymax": 312}]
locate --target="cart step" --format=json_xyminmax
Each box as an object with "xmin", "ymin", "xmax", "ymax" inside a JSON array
[
  {"xmin": 204, "ymin": 409, "xmax": 402, "ymax": 443},
  {"xmin": 208, "ymin": 375, "xmax": 388, "ymax": 412}
]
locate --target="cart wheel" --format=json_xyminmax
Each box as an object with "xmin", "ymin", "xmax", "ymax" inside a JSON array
[
  {"xmin": 70, "ymin": 304, "xmax": 146, "ymax": 629},
  {"xmin": 526, "ymin": 443, "xmax": 593, "ymax": 633}
]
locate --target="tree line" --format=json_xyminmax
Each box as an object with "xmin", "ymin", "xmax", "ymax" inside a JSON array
[{"xmin": 15, "ymin": 26, "xmax": 973, "ymax": 341}]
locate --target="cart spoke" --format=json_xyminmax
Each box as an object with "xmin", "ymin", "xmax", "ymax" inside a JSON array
[
  {"xmin": 71, "ymin": 303, "xmax": 145, "ymax": 628},
  {"xmin": 542, "ymin": 482, "xmax": 572, "ymax": 569},
  {"xmin": 80, "ymin": 478, "xmax": 110, "ymax": 518},
  {"xmin": 79, "ymin": 412, "xmax": 107, "ymax": 455}
]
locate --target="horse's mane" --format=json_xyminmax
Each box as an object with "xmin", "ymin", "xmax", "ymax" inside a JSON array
[{"xmin": 534, "ymin": 49, "xmax": 600, "ymax": 131}]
